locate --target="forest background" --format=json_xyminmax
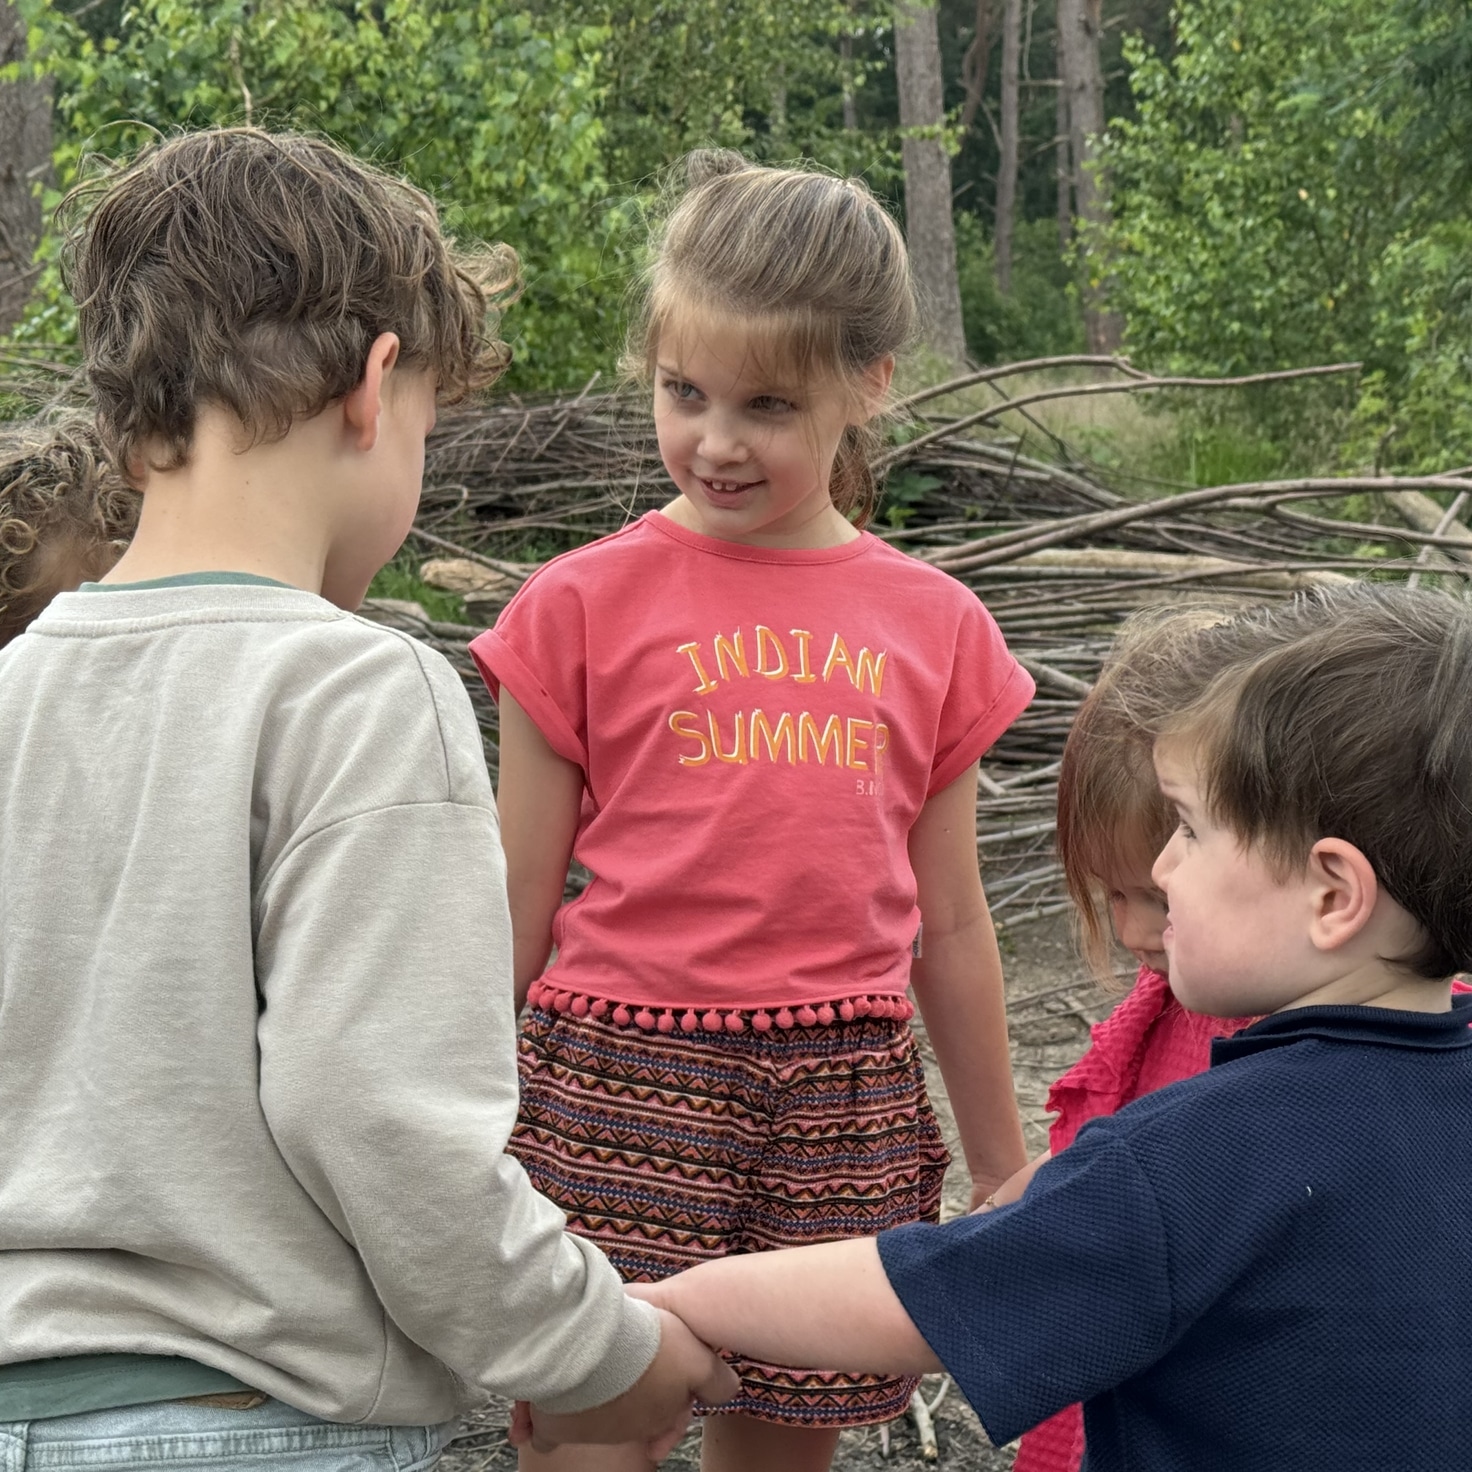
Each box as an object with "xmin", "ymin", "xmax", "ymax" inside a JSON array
[{"xmin": 3, "ymin": 0, "xmax": 1472, "ymax": 488}]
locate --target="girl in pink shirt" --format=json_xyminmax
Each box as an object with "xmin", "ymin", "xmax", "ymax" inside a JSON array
[{"xmin": 472, "ymin": 152, "xmax": 1034, "ymax": 1472}]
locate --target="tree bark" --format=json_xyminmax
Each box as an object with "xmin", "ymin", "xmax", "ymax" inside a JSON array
[
  {"xmin": 959, "ymin": 0, "xmax": 992, "ymax": 135},
  {"xmin": 1055, "ymin": 0, "xmax": 1120, "ymax": 351},
  {"xmin": 994, "ymin": 0, "xmax": 1021, "ymax": 296},
  {"xmin": 1055, "ymin": 33, "xmax": 1071, "ymax": 253},
  {"xmin": 894, "ymin": 0, "xmax": 968, "ymax": 367},
  {"xmin": 0, "ymin": 1, "xmax": 51, "ymax": 336},
  {"xmin": 769, "ymin": 65, "xmax": 788, "ymax": 145},
  {"xmin": 840, "ymin": 33, "xmax": 858, "ymax": 130}
]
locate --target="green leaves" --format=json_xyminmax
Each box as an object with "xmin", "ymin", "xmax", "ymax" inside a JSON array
[
  {"xmin": 12, "ymin": 0, "xmax": 903, "ymax": 390},
  {"xmin": 16, "ymin": 0, "xmax": 618, "ymax": 388},
  {"xmin": 1103, "ymin": 0, "xmax": 1472, "ymax": 469}
]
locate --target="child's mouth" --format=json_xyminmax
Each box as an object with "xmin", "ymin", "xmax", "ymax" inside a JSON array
[{"xmin": 700, "ymin": 476, "xmax": 760, "ymax": 503}]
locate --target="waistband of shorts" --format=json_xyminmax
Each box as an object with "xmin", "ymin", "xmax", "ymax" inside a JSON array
[{"xmin": 525, "ymin": 979, "xmax": 916, "ymax": 1033}]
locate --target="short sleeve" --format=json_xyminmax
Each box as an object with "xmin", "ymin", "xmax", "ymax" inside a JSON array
[
  {"xmin": 877, "ymin": 1131, "xmax": 1172, "ymax": 1445},
  {"xmin": 928, "ymin": 594, "xmax": 1034, "ymax": 796},
  {"xmin": 468, "ymin": 565, "xmax": 589, "ymax": 769}
]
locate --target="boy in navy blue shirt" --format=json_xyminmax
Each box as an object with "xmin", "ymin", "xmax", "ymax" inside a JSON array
[{"xmin": 522, "ymin": 582, "xmax": 1472, "ymax": 1471}]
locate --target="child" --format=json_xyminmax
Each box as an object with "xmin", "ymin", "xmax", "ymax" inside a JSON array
[
  {"xmin": 551, "ymin": 581, "xmax": 1472, "ymax": 1471},
  {"xmin": 471, "ymin": 151, "xmax": 1034, "ymax": 1472},
  {"xmin": 1010, "ymin": 611, "xmax": 1258, "ymax": 1472},
  {"xmin": 0, "ymin": 416, "xmax": 138, "ymax": 647},
  {"xmin": 0, "ymin": 128, "xmax": 734, "ymax": 1471}
]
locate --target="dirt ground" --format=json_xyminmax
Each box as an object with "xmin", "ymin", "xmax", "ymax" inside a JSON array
[{"xmin": 442, "ymin": 914, "xmax": 1107, "ymax": 1472}]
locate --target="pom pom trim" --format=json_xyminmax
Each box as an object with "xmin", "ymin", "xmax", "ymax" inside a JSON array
[{"xmin": 525, "ymin": 979, "xmax": 914, "ymax": 1032}]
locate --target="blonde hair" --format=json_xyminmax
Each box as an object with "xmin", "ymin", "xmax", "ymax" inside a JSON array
[
  {"xmin": 627, "ymin": 150, "xmax": 917, "ymax": 526},
  {"xmin": 0, "ymin": 417, "xmax": 139, "ymax": 647},
  {"xmin": 1057, "ymin": 606, "xmax": 1236, "ymax": 984}
]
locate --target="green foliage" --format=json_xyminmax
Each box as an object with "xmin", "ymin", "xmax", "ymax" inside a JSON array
[
  {"xmin": 14, "ymin": 0, "xmax": 620, "ymax": 389},
  {"xmin": 10, "ymin": 0, "xmax": 912, "ymax": 390},
  {"xmin": 877, "ymin": 468, "xmax": 941, "ymax": 528},
  {"xmin": 1348, "ymin": 220, "xmax": 1472, "ymax": 471},
  {"xmin": 1103, "ymin": 0, "xmax": 1472, "ymax": 470},
  {"xmin": 1142, "ymin": 418, "xmax": 1289, "ymax": 489},
  {"xmin": 366, "ymin": 555, "xmax": 466, "ymax": 623},
  {"xmin": 532, "ymin": 0, "xmax": 897, "ymax": 188},
  {"xmin": 955, "ymin": 213, "xmax": 1084, "ymax": 364}
]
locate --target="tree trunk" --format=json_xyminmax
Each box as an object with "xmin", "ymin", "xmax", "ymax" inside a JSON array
[
  {"xmin": 959, "ymin": 0, "xmax": 992, "ymax": 135},
  {"xmin": 840, "ymin": 33, "xmax": 858, "ymax": 131},
  {"xmin": 0, "ymin": 1, "xmax": 51, "ymax": 336},
  {"xmin": 894, "ymin": 0, "xmax": 968, "ymax": 367},
  {"xmin": 1055, "ymin": 0, "xmax": 1120, "ymax": 351},
  {"xmin": 769, "ymin": 66, "xmax": 788, "ymax": 146},
  {"xmin": 1055, "ymin": 35, "xmax": 1071, "ymax": 253},
  {"xmin": 994, "ymin": 0, "xmax": 1022, "ymax": 296}
]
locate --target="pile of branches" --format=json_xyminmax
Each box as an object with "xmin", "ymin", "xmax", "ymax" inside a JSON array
[
  {"xmin": 12, "ymin": 347, "xmax": 1468, "ymax": 929},
  {"xmin": 378, "ymin": 356, "xmax": 1472, "ymax": 934}
]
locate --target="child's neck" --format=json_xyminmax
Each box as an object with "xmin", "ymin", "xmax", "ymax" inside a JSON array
[
  {"xmin": 104, "ymin": 409, "xmax": 353, "ymax": 604},
  {"xmin": 660, "ymin": 494, "xmax": 859, "ymax": 551},
  {"xmin": 1283, "ymin": 963, "xmax": 1452, "ymax": 1015},
  {"xmin": 1282, "ymin": 889, "xmax": 1453, "ymax": 1015}
]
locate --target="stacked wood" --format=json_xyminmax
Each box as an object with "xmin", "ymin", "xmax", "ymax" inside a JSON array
[
  {"xmin": 11, "ymin": 351, "xmax": 1465, "ymax": 930},
  {"xmin": 387, "ymin": 355, "xmax": 1472, "ymax": 931}
]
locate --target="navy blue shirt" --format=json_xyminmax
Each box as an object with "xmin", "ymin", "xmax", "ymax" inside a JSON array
[{"xmin": 879, "ymin": 997, "xmax": 1472, "ymax": 1471}]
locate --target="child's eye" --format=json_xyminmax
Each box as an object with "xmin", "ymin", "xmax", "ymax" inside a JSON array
[
  {"xmin": 1177, "ymin": 820, "xmax": 1196, "ymax": 841},
  {"xmin": 661, "ymin": 376, "xmax": 701, "ymax": 402},
  {"xmin": 750, "ymin": 394, "xmax": 796, "ymax": 414}
]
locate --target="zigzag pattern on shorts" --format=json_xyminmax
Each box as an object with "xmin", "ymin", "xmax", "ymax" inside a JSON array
[{"xmin": 510, "ymin": 1003, "xmax": 949, "ymax": 1427}]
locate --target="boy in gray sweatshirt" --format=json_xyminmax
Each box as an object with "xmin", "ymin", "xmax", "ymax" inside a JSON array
[{"xmin": 0, "ymin": 128, "xmax": 733, "ymax": 1471}]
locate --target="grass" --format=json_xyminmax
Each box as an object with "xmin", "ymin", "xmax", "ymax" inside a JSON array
[
  {"xmin": 366, "ymin": 553, "xmax": 467, "ymax": 623},
  {"xmin": 892, "ymin": 358, "xmax": 1325, "ymax": 501}
]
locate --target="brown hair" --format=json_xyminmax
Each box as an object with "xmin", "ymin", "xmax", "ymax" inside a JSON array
[
  {"xmin": 60, "ymin": 127, "xmax": 519, "ymax": 474},
  {"xmin": 0, "ymin": 417, "xmax": 139, "ymax": 647},
  {"xmin": 1057, "ymin": 606, "xmax": 1237, "ymax": 981},
  {"xmin": 627, "ymin": 149, "xmax": 917, "ymax": 526},
  {"xmin": 1162, "ymin": 582, "xmax": 1472, "ymax": 980}
]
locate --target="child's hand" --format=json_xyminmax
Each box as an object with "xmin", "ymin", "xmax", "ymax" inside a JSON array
[
  {"xmin": 971, "ymin": 1149, "xmax": 1050, "ymax": 1212},
  {"xmin": 511, "ymin": 1306, "xmax": 739, "ymax": 1457}
]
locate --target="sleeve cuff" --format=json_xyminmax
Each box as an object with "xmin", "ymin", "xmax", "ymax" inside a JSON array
[
  {"xmin": 533, "ymin": 1294, "xmax": 662, "ymax": 1415},
  {"xmin": 468, "ymin": 629, "xmax": 588, "ymax": 769},
  {"xmin": 928, "ymin": 658, "xmax": 1036, "ymax": 797}
]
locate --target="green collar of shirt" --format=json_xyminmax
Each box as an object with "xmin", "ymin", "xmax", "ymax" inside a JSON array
[{"xmin": 79, "ymin": 572, "xmax": 296, "ymax": 592}]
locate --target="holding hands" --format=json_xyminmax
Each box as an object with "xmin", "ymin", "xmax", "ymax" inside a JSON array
[{"xmin": 510, "ymin": 1305, "xmax": 738, "ymax": 1458}]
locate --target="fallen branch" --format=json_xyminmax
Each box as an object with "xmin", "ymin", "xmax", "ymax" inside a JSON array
[{"xmin": 878, "ymin": 361, "xmax": 1363, "ymax": 474}]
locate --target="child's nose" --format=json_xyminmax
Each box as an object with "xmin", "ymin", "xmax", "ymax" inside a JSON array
[
  {"xmin": 698, "ymin": 414, "xmax": 746, "ymax": 465},
  {"xmin": 1151, "ymin": 836, "xmax": 1178, "ymax": 891}
]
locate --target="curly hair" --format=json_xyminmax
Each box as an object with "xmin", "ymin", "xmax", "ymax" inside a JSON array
[
  {"xmin": 61, "ymin": 127, "xmax": 520, "ymax": 474},
  {"xmin": 0, "ymin": 417, "xmax": 139, "ymax": 647}
]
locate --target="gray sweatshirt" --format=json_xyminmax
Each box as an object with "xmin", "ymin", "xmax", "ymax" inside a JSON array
[{"xmin": 0, "ymin": 581, "xmax": 658, "ymax": 1424}]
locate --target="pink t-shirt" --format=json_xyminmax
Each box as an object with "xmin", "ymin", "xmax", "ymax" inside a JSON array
[{"xmin": 471, "ymin": 511, "xmax": 1034, "ymax": 1014}]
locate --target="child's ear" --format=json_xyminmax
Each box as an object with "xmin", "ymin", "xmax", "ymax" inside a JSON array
[
  {"xmin": 850, "ymin": 355, "xmax": 896, "ymax": 423},
  {"xmin": 342, "ymin": 332, "xmax": 402, "ymax": 452},
  {"xmin": 1306, "ymin": 837, "xmax": 1378, "ymax": 953}
]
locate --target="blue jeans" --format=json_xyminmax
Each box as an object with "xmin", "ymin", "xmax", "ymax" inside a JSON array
[{"xmin": 0, "ymin": 1397, "xmax": 457, "ymax": 1470}]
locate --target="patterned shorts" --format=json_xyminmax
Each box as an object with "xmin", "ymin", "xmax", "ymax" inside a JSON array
[{"xmin": 511, "ymin": 1005, "xmax": 950, "ymax": 1427}]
